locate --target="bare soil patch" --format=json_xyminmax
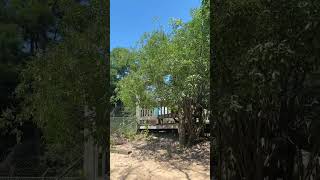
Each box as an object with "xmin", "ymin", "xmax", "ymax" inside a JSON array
[{"xmin": 110, "ymin": 132, "xmax": 210, "ymax": 180}]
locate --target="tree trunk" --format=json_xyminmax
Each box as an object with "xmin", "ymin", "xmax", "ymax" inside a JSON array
[
  {"xmin": 179, "ymin": 116, "xmax": 187, "ymax": 147},
  {"xmin": 179, "ymin": 99, "xmax": 198, "ymax": 147},
  {"xmin": 186, "ymin": 101, "xmax": 197, "ymax": 147}
]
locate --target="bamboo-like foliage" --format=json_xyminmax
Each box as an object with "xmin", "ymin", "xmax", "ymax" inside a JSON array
[
  {"xmin": 211, "ymin": 0, "xmax": 320, "ymax": 179},
  {"xmin": 14, "ymin": 0, "xmax": 109, "ymax": 168}
]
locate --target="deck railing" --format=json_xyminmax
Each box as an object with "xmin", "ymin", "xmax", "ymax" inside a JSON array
[
  {"xmin": 137, "ymin": 106, "xmax": 211, "ymax": 125},
  {"xmin": 140, "ymin": 109, "xmax": 154, "ymax": 117},
  {"xmin": 138, "ymin": 107, "xmax": 172, "ymax": 118}
]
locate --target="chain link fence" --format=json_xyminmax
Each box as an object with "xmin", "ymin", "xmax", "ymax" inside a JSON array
[
  {"xmin": 110, "ymin": 116, "xmax": 137, "ymax": 135},
  {"xmin": 110, "ymin": 116, "xmax": 138, "ymax": 145}
]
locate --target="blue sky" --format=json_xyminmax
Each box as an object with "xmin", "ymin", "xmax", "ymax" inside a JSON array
[{"xmin": 110, "ymin": 0, "xmax": 201, "ymax": 50}]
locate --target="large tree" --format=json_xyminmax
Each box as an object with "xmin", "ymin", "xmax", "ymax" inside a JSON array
[
  {"xmin": 0, "ymin": 0, "xmax": 54, "ymax": 163},
  {"xmin": 116, "ymin": 1, "xmax": 209, "ymax": 147},
  {"xmin": 0, "ymin": 0, "xmax": 109, "ymax": 176},
  {"xmin": 13, "ymin": 0, "xmax": 109, "ymax": 173}
]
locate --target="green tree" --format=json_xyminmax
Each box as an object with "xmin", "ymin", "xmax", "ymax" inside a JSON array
[
  {"xmin": 110, "ymin": 48, "xmax": 136, "ymax": 115},
  {"xmin": 116, "ymin": 1, "xmax": 209, "ymax": 147},
  {"xmin": 212, "ymin": 0, "xmax": 320, "ymax": 179},
  {"xmin": 14, "ymin": 0, "xmax": 109, "ymax": 170},
  {"xmin": 0, "ymin": 0, "xmax": 56, "ymax": 135}
]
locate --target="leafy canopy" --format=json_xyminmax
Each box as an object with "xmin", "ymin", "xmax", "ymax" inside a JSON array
[{"xmin": 116, "ymin": 4, "xmax": 209, "ymax": 112}]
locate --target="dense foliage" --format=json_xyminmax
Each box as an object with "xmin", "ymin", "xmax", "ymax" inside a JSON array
[
  {"xmin": 0, "ymin": 0, "xmax": 109, "ymax": 174},
  {"xmin": 212, "ymin": 0, "xmax": 320, "ymax": 179},
  {"xmin": 115, "ymin": 1, "xmax": 209, "ymax": 146},
  {"xmin": 110, "ymin": 47, "xmax": 136, "ymax": 115}
]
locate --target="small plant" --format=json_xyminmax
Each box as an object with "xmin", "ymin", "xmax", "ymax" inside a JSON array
[{"xmin": 140, "ymin": 121, "xmax": 151, "ymax": 140}]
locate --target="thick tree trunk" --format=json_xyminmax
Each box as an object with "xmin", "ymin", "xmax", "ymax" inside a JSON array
[{"xmin": 179, "ymin": 99, "xmax": 199, "ymax": 147}]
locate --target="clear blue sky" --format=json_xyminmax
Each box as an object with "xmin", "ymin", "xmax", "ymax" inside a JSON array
[{"xmin": 111, "ymin": 0, "xmax": 201, "ymax": 50}]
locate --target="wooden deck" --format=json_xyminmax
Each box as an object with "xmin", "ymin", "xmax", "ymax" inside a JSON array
[{"xmin": 138, "ymin": 123, "xmax": 179, "ymax": 130}]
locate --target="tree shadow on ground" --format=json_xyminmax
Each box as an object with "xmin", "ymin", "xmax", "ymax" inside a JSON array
[
  {"xmin": 119, "ymin": 165, "xmax": 142, "ymax": 180},
  {"xmin": 117, "ymin": 158, "xmax": 194, "ymax": 180},
  {"xmin": 131, "ymin": 131, "xmax": 210, "ymax": 172}
]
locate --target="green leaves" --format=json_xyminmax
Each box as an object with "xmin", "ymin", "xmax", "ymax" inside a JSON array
[
  {"xmin": 212, "ymin": 0, "xmax": 320, "ymax": 178},
  {"xmin": 12, "ymin": 0, "xmax": 109, "ymax": 163},
  {"xmin": 114, "ymin": 3, "xmax": 209, "ymax": 112}
]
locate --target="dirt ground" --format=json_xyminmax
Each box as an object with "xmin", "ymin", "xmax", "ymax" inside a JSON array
[{"xmin": 110, "ymin": 132, "xmax": 210, "ymax": 180}]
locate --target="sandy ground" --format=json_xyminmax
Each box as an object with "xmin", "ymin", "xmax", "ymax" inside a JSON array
[{"xmin": 110, "ymin": 132, "xmax": 210, "ymax": 180}]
